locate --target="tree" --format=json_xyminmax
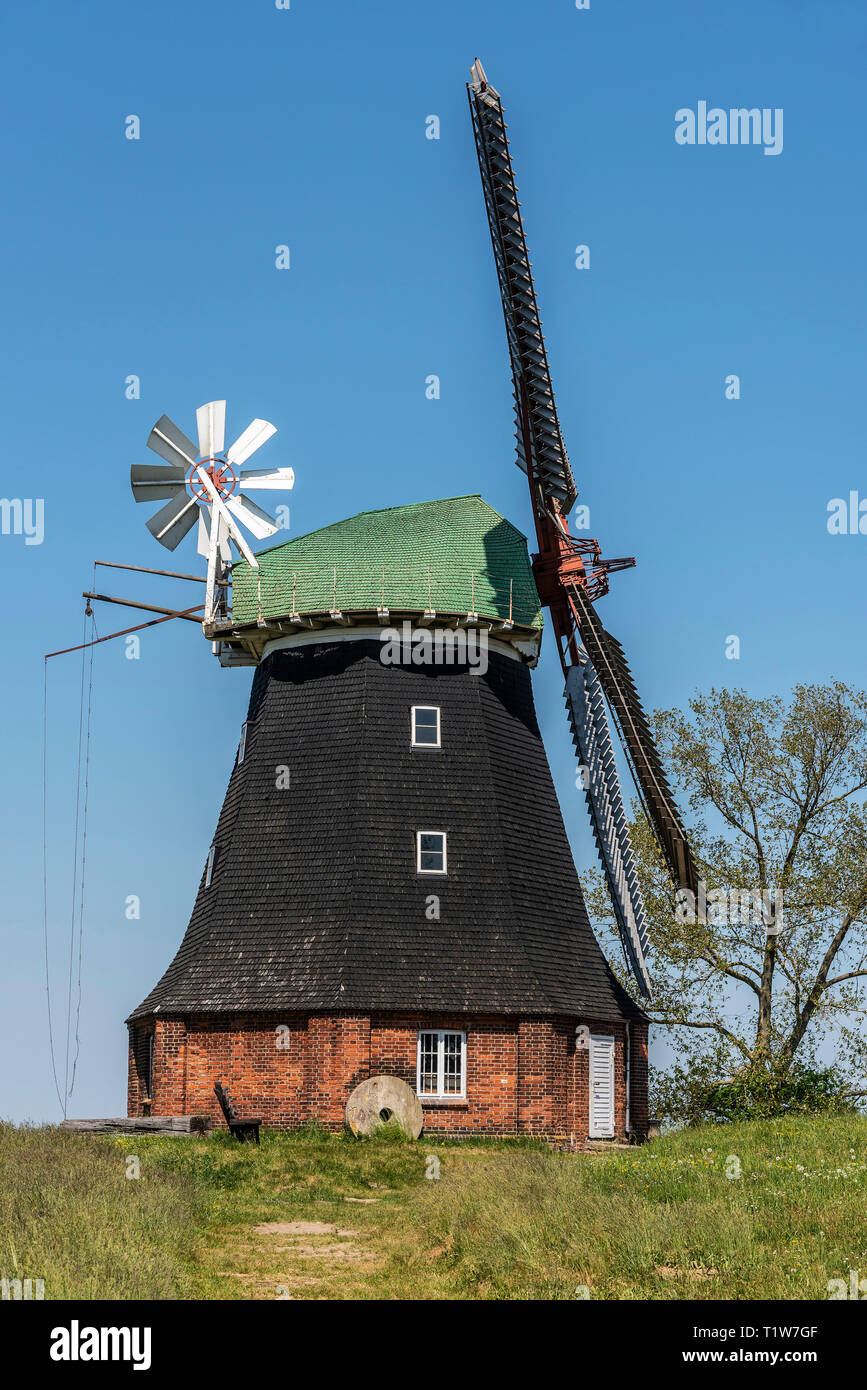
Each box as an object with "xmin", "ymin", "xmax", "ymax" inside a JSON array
[{"xmin": 584, "ymin": 684, "xmax": 867, "ymax": 1116}]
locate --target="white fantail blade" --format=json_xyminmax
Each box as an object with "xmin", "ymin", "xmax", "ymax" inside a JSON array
[
  {"xmin": 217, "ymin": 512, "xmax": 231, "ymax": 565},
  {"xmin": 238, "ymin": 465, "xmax": 295, "ymax": 492},
  {"xmin": 146, "ymin": 492, "xmax": 199, "ymax": 550},
  {"xmin": 226, "ymin": 417, "xmax": 277, "ymax": 466},
  {"xmin": 196, "ymin": 400, "xmax": 226, "ymax": 459},
  {"xmin": 147, "ymin": 414, "xmax": 198, "ymax": 470},
  {"xmin": 198, "ymin": 505, "xmax": 230, "ymax": 568},
  {"xmin": 196, "ymin": 466, "xmax": 258, "ymax": 568},
  {"xmin": 197, "ymin": 504, "xmax": 212, "ymax": 557},
  {"xmin": 131, "ymin": 462, "xmax": 186, "ymax": 503},
  {"xmin": 225, "ymin": 493, "xmax": 281, "ymax": 540}
]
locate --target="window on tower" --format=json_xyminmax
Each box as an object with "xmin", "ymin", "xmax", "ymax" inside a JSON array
[
  {"xmin": 411, "ymin": 705, "xmax": 441, "ymax": 747},
  {"xmin": 237, "ymin": 721, "xmax": 248, "ymax": 764},
  {"xmin": 417, "ymin": 1029, "xmax": 466, "ymax": 1098},
  {"xmin": 204, "ymin": 842, "xmax": 216, "ymax": 888},
  {"xmin": 416, "ymin": 831, "xmax": 447, "ymax": 874}
]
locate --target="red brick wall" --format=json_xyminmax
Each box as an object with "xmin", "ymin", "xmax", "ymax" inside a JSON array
[
  {"xmin": 517, "ymin": 1020, "xmax": 554, "ymax": 1135},
  {"xmin": 128, "ymin": 1010, "xmax": 647, "ymax": 1147},
  {"xmin": 308, "ymin": 1014, "xmax": 371, "ymax": 1126}
]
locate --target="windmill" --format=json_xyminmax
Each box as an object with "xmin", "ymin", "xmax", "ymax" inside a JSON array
[
  {"xmin": 131, "ymin": 400, "xmax": 294, "ymax": 624},
  {"xmin": 468, "ymin": 59, "xmax": 698, "ymax": 997},
  {"xmin": 116, "ymin": 62, "xmax": 680, "ymax": 1146}
]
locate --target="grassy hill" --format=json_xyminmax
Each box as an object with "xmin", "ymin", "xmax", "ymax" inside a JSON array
[{"xmin": 2, "ymin": 1113, "xmax": 865, "ymax": 1300}]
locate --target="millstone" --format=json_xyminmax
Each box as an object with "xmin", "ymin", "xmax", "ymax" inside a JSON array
[{"xmin": 345, "ymin": 1074, "xmax": 423, "ymax": 1139}]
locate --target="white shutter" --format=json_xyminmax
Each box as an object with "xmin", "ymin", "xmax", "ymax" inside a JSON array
[{"xmin": 589, "ymin": 1034, "xmax": 615, "ymax": 1138}]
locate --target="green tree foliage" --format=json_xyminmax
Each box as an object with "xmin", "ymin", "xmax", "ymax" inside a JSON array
[{"xmin": 583, "ymin": 684, "xmax": 867, "ymax": 1122}]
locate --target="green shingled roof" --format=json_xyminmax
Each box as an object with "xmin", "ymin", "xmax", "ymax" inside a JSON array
[{"xmin": 231, "ymin": 495, "xmax": 543, "ymax": 630}]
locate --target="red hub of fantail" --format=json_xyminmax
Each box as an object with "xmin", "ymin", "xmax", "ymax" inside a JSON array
[{"xmin": 187, "ymin": 457, "xmax": 239, "ymax": 503}]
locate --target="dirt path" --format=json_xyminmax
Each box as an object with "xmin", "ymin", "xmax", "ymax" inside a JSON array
[{"xmin": 207, "ymin": 1204, "xmax": 400, "ymax": 1299}]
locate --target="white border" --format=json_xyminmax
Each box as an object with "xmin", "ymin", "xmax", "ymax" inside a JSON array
[
  {"xmin": 204, "ymin": 842, "xmax": 216, "ymax": 888},
  {"xmin": 416, "ymin": 1028, "xmax": 467, "ymax": 1099},
  {"xmin": 589, "ymin": 1032, "xmax": 616, "ymax": 1138},
  {"xmin": 416, "ymin": 829, "xmax": 447, "ymax": 874},
  {"xmin": 411, "ymin": 705, "xmax": 441, "ymax": 748}
]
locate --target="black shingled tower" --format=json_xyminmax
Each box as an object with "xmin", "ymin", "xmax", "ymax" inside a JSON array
[{"xmin": 130, "ymin": 637, "xmax": 641, "ymax": 1023}]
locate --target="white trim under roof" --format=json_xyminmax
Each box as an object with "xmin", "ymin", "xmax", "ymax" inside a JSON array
[{"xmin": 261, "ymin": 625, "xmax": 536, "ymax": 664}]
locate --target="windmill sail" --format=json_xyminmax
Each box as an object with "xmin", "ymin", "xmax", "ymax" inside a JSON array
[
  {"xmin": 469, "ymin": 58, "xmax": 700, "ymax": 996},
  {"xmin": 569, "ymin": 584, "xmax": 698, "ymax": 898},
  {"xmin": 468, "ymin": 60, "xmax": 577, "ymax": 515},
  {"xmin": 565, "ymin": 657, "xmax": 652, "ymax": 996}
]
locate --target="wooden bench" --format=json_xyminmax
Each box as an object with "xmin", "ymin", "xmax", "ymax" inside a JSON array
[{"xmin": 214, "ymin": 1082, "xmax": 261, "ymax": 1144}]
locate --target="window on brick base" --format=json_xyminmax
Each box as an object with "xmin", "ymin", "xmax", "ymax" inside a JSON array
[
  {"xmin": 133, "ymin": 1028, "xmax": 154, "ymax": 1101},
  {"xmin": 417, "ymin": 1029, "xmax": 466, "ymax": 1098}
]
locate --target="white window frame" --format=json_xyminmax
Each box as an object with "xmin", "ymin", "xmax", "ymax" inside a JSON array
[
  {"xmin": 416, "ymin": 830, "xmax": 447, "ymax": 874},
  {"xmin": 237, "ymin": 721, "xmax": 248, "ymax": 765},
  {"xmin": 416, "ymin": 1029, "xmax": 467, "ymax": 1099},
  {"xmin": 411, "ymin": 704, "xmax": 441, "ymax": 748},
  {"xmin": 204, "ymin": 842, "xmax": 216, "ymax": 888}
]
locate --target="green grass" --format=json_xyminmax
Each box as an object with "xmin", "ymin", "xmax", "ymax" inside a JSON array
[
  {"xmin": 0, "ymin": 1122, "xmax": 201, "ymax": 1298},
  {"xmin": 2, "ymin": 1114, "xmax": 866, "ymax": 1300}
]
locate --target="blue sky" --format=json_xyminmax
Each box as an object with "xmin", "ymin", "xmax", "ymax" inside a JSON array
[{"xmin": 2, "ymin": 0, "xmax": 865, "ymax": 1121}]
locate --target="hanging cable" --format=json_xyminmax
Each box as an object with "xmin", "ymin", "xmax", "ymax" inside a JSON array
[
  {"xmin": 42, "ymin": 591, "xmax": 199, "ymax": 1114},
  {"xmin": 64, "ymin": 603, "xmax": 90, "ymax": 1112},
  {"xmin": 42, "ymin": 660, "xmax": 65, "ymax": 1113},
  {"xmin": 68, "ymin": 604, "xmax": 97, "ymax": 1100}
]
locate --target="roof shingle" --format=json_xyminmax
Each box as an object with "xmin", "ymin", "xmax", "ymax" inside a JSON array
[{"xmin": 231, "ymin": 495, "xmax": 543, "ymax": 629}]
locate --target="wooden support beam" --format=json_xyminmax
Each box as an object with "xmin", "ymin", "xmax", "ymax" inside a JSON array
[
  {"xmin": 47, "ymin": 605, "xmax": 206, "ymax": 659},
  {"xmin": 83, "ymin": 592, "xmax": 203, "ymax": 623},
  {"xmin": 94, "ymin": 560, "xmax": 227, "ymax": 585},
  {"xmin": 60, "ymin": 1115, "xmax": 211, "ymax": 1136}
]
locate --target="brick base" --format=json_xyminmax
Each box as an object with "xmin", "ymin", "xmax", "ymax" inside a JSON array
[{"xmin": 128, "ymin": 1012, "xmax": 648, "ymax": 1148}]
